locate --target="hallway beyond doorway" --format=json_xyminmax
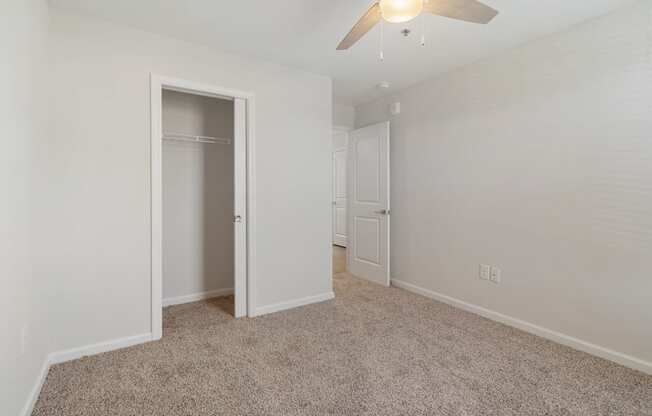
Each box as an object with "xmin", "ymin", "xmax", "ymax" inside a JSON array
[{"xmin": 332, "ymin": 245, "xmax": 346, "ymax": 274}]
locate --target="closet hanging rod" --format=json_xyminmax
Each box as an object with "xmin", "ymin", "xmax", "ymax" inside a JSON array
[{"xmin": 162, "ymin": 132, "xmax": 231, "ymax": 145}]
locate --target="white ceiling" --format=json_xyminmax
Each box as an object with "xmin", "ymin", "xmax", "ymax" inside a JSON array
[{"xmin": 49, "ymin": 0, "xmax": 637, "ymax": 105}]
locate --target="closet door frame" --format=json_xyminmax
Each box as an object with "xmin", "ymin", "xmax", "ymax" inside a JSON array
[{"xmin": 150, "ymin": 74, "xmax": 255, "ymax": 340}]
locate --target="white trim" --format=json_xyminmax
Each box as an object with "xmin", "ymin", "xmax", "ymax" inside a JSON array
[
  {"xmin": 233, "ymin": 98, "xmax": 247, "ymax": 318},
  {"xmin": 49, "ymin": 333, "xmax": 153, "ymax": 365},
  {"xmin": 333, "ymin": 124, "xmax": 352, "ymax": 132},
  {"xmin": 150, "ymin": 74, "xmax": 257, "ymax": 340},
  {"xmin": 329, "ymin": 127, "xmax": 336, "ymax": 282},
  {"xmin": 246, "ymin": 97, "xmax": 257, "ymax": 318},
  {"xmin": 150, "ymin": 74, "xmax": 163, "ymax": 340},
  {"xmin": 385, "ymin": 122, "xmax": 391, "ymax": 286},
  {"xmin": 252, "ymin": 292, "xmax": 335, "ymax": 317},
  {"xmin": 162, "ymin": 288, "xmax": 234, "ymax": 307},
  {"xmin": 391, "ymin": 279, "xmax": 652, "ymax": 375},
  {"xmin": 20, "ymin": 357, "xmax": 50, "ymax": 416}
]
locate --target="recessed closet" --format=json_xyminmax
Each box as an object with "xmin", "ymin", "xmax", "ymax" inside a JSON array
[{"xmin": 161, "ymin": 89, "xmax": 235, "ymax": 314}]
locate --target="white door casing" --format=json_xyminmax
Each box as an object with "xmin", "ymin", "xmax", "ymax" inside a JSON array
[
  {"xmin": 150, "ymin": 75, "xmax": 254, "ymax": 340},
  {"xmin": 233, "ymin": 98, "xmax": 247, "ymax": 318},
  {"xmin": 347, "ymin": 122, "xmax": 390, "ymax": 286},
  {"xmin": 333, "ymin": 129, "xmax": 348, "ymax": 247}
]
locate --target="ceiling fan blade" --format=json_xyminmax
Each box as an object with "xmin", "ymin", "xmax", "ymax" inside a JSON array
[
  {"xmin": 423, "ymin": 0, "xmax": 498, "ymax": 24},
  {"xmin": 337, "ymin": 2, "xmax": 382, "ymax": 50}
]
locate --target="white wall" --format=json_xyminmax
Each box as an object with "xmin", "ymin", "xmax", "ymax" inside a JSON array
[
  {"xmin": 332, "ymin": 130, "xmax": 349, "ymax": 150},
  {"xmin": 0, "ymin": 1, "xmax": 50, "ymax": 415},
  {"xmin": 162, "ymin": 90, "xmax": 234, "ymax": 300},
  {"xmin": 356, "ymin": 1, "xmax": 652, "ymax": 367},
  {"xmin": 42, "ymin": 9, "xmax": 332, "ymax": 352},
  {"xmin": 333, "ymin": 102, "xmax": 355, "ymax": 129}
]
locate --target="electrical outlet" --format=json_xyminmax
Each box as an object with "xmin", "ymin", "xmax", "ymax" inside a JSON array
[
  {"xmin": 490, "ymin": 267, "xmax": 501, "ymax": 284},
  {"xmin": 479, "ymin": 264, "xmax": 491, "ymax": 280}
]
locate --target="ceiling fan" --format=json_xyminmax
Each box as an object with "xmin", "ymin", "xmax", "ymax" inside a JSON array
[{"xmin": 337, "ymin": 0, "xmax": 499, "ymax": 50}]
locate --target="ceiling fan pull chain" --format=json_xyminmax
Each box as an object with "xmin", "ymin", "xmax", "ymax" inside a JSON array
[{"xmin": 420, "ymin": 12, "xmax": 426, "ymax": 46}]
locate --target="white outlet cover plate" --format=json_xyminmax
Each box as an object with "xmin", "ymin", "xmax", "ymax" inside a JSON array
[
  {"xmin": 490, "ymin": 267, "xmax": 501, "ymax": 283},
  {"xmin": 479, "ymin": 264, "xmax": 491, "ymax": 280}
]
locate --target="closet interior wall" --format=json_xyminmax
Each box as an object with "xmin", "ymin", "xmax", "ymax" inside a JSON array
[{"xmin": 162, "ymin": 89, "xmax": 234, "ymax": 303}]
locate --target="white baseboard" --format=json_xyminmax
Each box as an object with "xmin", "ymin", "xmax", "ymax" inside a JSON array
[
  {"xmin": 162, "ymin": 288, "xmax": 234, "ymax": 307},
  {"xmin": 253, "ymin": 291, "xmax": 335, "ymax": 317},
  {"xmin": 49, "ymin": 333, "xmax": 153, "ymax": 365},
  {"xmin": 20, "ymin": 356, "xmax": 51, "ymax": 416},
  {"xmin": 391, "ymin": 279, "xmax": 652, "ymax": 375}
]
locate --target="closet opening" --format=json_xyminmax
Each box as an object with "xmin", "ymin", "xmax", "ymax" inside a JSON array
[{"xmin": 150, "ymin": 76, "xmax": 254, "ymax": 340}]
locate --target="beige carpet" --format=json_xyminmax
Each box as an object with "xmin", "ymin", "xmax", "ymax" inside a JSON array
[{"xmin": 33, "ymin": 273, "xmax": 651, "ymax": 415}]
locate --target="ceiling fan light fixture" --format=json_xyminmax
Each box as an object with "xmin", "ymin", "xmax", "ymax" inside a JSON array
[
  {"xmin": 336, "ymin": 0, "xmax": 498, "ymax": 50},
  {"xmin": 379, "ymin": 0, "xmax": 423, "ymax": 23}
]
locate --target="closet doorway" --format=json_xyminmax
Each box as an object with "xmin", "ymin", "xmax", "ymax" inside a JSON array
[{"xmin": 150, "ymin": 76, "xmax": 254, "ymax": 340}]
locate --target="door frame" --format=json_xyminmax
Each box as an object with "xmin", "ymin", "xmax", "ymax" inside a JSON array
[{"xmin": 150, "ymin": 74, "xmax": 256, "ymax": 340}]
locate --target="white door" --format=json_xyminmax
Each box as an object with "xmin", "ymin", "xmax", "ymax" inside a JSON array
[
  {"xmin": 332, "ymin": 130, "xmax": 348, "ymax": 247},
  {"xmin": 347, "ymin": 122, "xmax": 390, "ymax": 286},
  {"xmin": 233, "ymin": 98, "xmax": 247, "ymax": 317}
]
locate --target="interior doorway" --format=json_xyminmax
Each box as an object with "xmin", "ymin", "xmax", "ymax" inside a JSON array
[
  {"xmin": 332, "ymin": 126, "xmax": 349, "ymax": 278},
  {"xmin": 161, "ymin": 90, "xmax": 235, "ymax": 313},
  {"xmin": 150, "ymin": 75, "xmax": 254, "ymax": 340},
  {"xmin": 332, "ymin": 122, "xmax": 391, "ymax": 286}
]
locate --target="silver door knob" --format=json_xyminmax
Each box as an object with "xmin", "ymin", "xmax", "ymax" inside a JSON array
[
  {"xmin": 234, "ymin": 215, "xmax": 242, "ymax": 223},
  {"xmin": 374, "ymin": 209, "xmax": 388, "ymax": 215}
]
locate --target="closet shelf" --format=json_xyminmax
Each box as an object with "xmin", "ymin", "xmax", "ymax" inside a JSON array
[{"xmin": 162, "ymin": 132, "xmax": 231, "ymax": 145}]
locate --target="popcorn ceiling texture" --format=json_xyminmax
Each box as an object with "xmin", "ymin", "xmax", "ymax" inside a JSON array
[{"xmin": 33, "ymin": 272, "xmax": 651, "ymax": 415}]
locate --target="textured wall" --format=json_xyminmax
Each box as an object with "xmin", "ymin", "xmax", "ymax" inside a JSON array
[
  {"xmin": 356, "ymin": 2, "xmax": 652, "ymax": 365},
  {"xmin": 44, "ymin": 9, "xmax": 332, "ymax": 352}
]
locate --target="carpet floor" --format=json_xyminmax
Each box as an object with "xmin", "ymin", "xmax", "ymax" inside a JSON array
[{"xmin": 33, "ymin": 273, "xmax": 651, "ymax": 415}]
